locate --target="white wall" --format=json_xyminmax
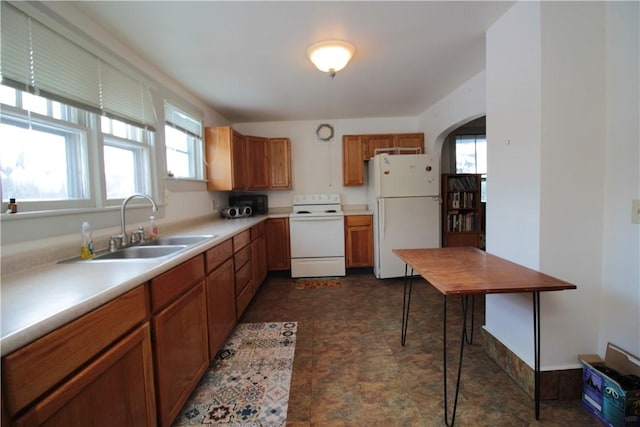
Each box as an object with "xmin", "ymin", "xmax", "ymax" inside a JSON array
[
  {"xmin": 417, "ymin": 71, "xmax": 486, "ymax": 159},
  {"xmin": 600, "ymin": 1, "xmax": 640, "ymax": 355},
  {"xmin": 234, "ymin": 117, "xmax": 420, "ymax": 208},
  {"xmin": 485, "ymin": 0, "xmax": 640, "ymax": 369},
  {"xmin": 485, "ymin": 1, "xmax": 545, "ymax": 364}
]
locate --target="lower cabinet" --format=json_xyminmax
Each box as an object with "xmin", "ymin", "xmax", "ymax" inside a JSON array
[
  {"xmin": 233, "ymin": 230, "xmax": 253, "ymax": 319},
  {"xmin": 265, "ymin": 218, "xmax": 290, "ymax": 270},
  {"xmin": 14, "ymin": 324, "xmax": 156, "ymax": 427},
  {"xmin": 1, "ymin": 286, "xmax": 155, "ymax": 427},
  {"xmin": 205, "ymin": 239, "xmax": 236, "ymax": 360},
  {"xmin": 251, "ymin": 222, "xmax": 267, "ymax": 294},
  {"xmin": 345, "ymin": 215, "xmax": 374, "ymax": 268},
  {"xmin": 150, "ymin": 256, "xmax": 208, "ymax": 427}
]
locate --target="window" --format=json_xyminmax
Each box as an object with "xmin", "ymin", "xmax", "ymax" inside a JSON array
[
  {"xmin": 455, "ymin": 134, "xmax": 487, "ymax": 202},
  {"xmin": 1, "ymin": 2, "xmax": 157, "ymax": 212},
  {"xmin": 164, "ymin": 103, "xmax": 203, "ymax": 180},
  {"xmin": 101, "ymin": 116, "xmax": 153, "ymax": 200},
  {"xmin": 0, "ymin": 85, "xmax": 154, "ymax": 211}
]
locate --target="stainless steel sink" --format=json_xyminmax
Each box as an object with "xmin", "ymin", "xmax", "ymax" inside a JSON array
[
  {"xmin": 138, "ymin": 235, "xmax": 215, "ymax": 247},
  {"xmin": 93, "ymin": 245, "xmax": 187, "ymax": 260},
  {"xmin": 62, "ymin": 234, "xmax": 216, "ymax": 263}
]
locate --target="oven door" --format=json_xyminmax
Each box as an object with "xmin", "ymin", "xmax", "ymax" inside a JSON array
[{"xmin": 289, "ymin": 215, "xmax": 345, "ymax": 258}]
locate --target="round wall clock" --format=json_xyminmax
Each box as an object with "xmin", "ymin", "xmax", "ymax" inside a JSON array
[{"xmin": 316, "ymin": 123, "xmax": 334, "ymax": 141}]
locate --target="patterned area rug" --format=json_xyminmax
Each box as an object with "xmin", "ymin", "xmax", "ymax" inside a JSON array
[
  {"xmin": 173, "ymin": 322, "xmax": 297, "ymax": 426},
  {"xmin": 295, "ymin": 278, "xmax": 341, "ymax": 289}
]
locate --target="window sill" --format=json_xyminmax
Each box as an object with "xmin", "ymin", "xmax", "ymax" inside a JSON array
[{"xmin": 164, "ymin": 177, "xmax": 208, "ymax": 192}]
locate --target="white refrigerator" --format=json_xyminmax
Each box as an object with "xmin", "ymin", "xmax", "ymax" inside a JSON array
[{"xmin": 367, "ymin": 154, "xmax": 440, "ymax": 279}]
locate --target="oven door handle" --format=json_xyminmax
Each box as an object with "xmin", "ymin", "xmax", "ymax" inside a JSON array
[{"xmin": 289, "ymin": 216, "xmax": 343, "ymax": 222}]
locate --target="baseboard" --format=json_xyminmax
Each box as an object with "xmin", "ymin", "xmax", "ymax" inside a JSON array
[{"xmin": 481, "ymin": 328, "xmax": 582, "ymax": 400}]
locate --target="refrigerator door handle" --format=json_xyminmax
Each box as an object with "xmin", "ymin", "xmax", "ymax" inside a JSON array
[{"xmin": 380, "ymin": 198, "xmax": 385, "ymax": 240}]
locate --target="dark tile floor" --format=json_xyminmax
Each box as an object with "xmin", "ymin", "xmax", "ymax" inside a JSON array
[{"xmin": 240, "ymin": 270, "xmax": 601, "ymax": 427}]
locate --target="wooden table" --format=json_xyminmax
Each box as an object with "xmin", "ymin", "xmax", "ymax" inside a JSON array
[{"xmin": 393, "ymin": 247, "xmax": 576, "ymax": 426}]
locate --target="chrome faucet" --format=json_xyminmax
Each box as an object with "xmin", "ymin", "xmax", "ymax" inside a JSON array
[{"xmin": 120, "ymin": 193, "xmax": 158, "ymax": 247}]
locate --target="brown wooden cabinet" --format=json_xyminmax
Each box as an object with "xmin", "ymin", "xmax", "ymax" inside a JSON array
[
  {"xmin": 265, "ymin": 218, "xmax": 290, "ymax": 271},
  {"xmin": 345, "ymin": 215, "xmax": 374, "ymax": 268},
  {"xmin": 394, "ymin": 133, "xmax": 425, "ymax": 154},
  {"xmin": 205, "ymin": 126, "xmax": 246, "ymax": 191},
  {"xmin": 441, "ymin": 173, "xmax": 483, "ymax": 249},
  {"xmin": 150, "ymin": 256, "xmax": 208, "ymax": 427},
  {"xmin": 343, "ymin": 132, "xmax": 425, "ymax": 186},
  {"xmin": 251, "ymin": 222, "xmax": 268, "ymax": 295},
  {"xmin": 363, "ymin": 134, "xmax": 394, "ymax": 159},
  {"xmin": 233, "ymin": 230, "xmax": 253, "ymax": 319},
  {"xmin": 206, "ymin": 127, "xmax": 292, "ymax": 191},
  {"xmin": 205, "ymin": 239, "xmax": 236, "ymax": 360},
  {"xmin": 245, "ymin": 136, "xmax": 270, "ymax": 189},
  {"xmin": 1, "ymin": 286, "xmax": 155, "ymax": 426},
  {"xmin": 268, "ymin": 138, "xmax": 292, "ymax": 189},
  {"xmin": 342, "ymin": 135, "xmax": 366, "ymax": 186},
  {"xmin": 14, "ymin": 324, "xmax": 156, "ymax": 427}
]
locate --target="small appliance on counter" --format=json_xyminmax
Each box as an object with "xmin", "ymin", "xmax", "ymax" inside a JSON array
[
  {"xmin": 228, "ymin": 194, "xmax": 268, "ymax": 215},
  {"xmin": 221, "ymin": 205, "xmax": 252, "ymax": 219}
]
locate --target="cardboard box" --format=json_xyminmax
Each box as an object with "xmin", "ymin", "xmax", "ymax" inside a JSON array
[{"xmin": 579, "ymin": 343, "xmax": 640, "ymax": 427}]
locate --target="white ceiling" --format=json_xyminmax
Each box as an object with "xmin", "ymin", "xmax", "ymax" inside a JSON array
[{"xmin": 70, "ymin": 1, "xmax": 514, "ymax": 123}]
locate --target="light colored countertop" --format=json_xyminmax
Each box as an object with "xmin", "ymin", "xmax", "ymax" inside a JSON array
[
  {"xmin": 0, "ymin": 215, "xmax": 268, "ymax": 356},
  {"xmin": 342, "ymin": 204, "xmax": 372, "ymax": 216}
]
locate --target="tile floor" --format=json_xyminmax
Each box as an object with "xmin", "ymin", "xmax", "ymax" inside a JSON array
[{"xmin": 240, "ymin": 271, "xmax": 601, "ymax": 427}]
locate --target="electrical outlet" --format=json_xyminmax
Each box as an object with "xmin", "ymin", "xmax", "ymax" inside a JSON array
[{"xmin": 633, "ymin": 199, "xmax": 640, "ymax": 224}]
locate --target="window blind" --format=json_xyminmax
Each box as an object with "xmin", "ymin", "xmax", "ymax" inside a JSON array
[
  {"xmin": 165, "ymin": 102, "xmax": 203, "ymax": 138},
  {"xmin": 0, "ymin": 2, "xmax": 155, "ymax": 130}
]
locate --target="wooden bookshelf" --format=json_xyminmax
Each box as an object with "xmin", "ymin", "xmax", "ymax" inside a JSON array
[{"xmin": 441, "ymin": 174, "xmax": 483, "ymax": 248}]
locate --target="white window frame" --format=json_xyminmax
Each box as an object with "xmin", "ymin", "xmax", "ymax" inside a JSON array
[{"xmin": 164, "ymin": 102, "xmax": 204, "ymax": 181}]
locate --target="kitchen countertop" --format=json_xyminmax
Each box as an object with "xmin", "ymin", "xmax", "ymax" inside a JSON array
[{"xmin": 0, "ymin": 215, "xmax": 269, "ymax": 356}]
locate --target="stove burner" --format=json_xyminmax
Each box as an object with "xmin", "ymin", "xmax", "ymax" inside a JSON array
[
  {"xmin": 326, "ymin": 209, "xmax": 336, "ymax": 213},
  {"xmin": 297, "ymin": 210, "xmax": 311, "ymax": 214}
]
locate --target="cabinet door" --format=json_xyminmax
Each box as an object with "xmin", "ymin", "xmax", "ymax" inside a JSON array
[
  {"xmin": 245, "ymin": 136, "xmax": 270, "ymax": 189},
  {"xmin": 394, "ymin": 133, "xmax": 424, "ymax": 153},
  {"xmin": 14, "ymin": 324, "xmax": 156, "ymax": 427},
  {"xmin": 268, "ymin": 138, "xmax": 292, "ymax": 189},
  {"xmin": 206, "ymin": 258, "xmax": 236, "ymax": 359},
  {"xmin": 265, "ymin": 218, "xmax": 290, "ymax": 270},
  {"xmin": 345, "ymin": 215, "xmax": 374, "ymax": 268},
  {"xmin": 231, "ymin": 130, "xmax": 247, "ymax": 190},
  {"xmin": 152, "ymin": 282, "xmax": 208, "ymax": 427},
  {"xmin": 363, "ymin": 134, "xmax": 394, "ymax": 159},
  {"xmin": 251, "ymin": 234, "xmax": 267, "ymax": 293},
  {"xmin": 342, "ymin": 135, "xmax": 365, "ymax": 186}
]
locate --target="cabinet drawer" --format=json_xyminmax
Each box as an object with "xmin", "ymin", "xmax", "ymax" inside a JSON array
[
  {"xmin": 235, "ymin": 261, "xmax": 252, "ymax": 296},
  {"xmin": 236, "ymin": 280, "xmax": 254, "ymax": 319},
  {"xmin": 250, "ymin": 222, "xmax": 265, "ymax": 240},
  {"xmin": 150, "ymin": 255, "xmax": 205, "ymax": 312},
  {"xmin": 234, "ymin": 244, "xmax": 251, "ymax": 272},
  {"xmin": 2, "ymin": 285, "xmax": 148, "ymax": 417},
  {"xmin": 233, "ymin": 230, "xmax": 250, "ymax": 252},
  {"xmin": 205, "ymin": 239, "xmax": 233, "ymax": 273},
  {"xmin": 346, "ymin": 215, "xmax": 372, "ymax": 227}
]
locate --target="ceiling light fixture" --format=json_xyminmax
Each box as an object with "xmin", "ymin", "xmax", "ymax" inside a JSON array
[{"xmin": 306, "ymin": 40, "xmax": 356, "ymax": 79}]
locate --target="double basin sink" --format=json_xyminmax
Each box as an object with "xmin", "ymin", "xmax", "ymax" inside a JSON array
[{"xmin": 67, "ymin": 235, "xmax": 216, "ymax": 262}]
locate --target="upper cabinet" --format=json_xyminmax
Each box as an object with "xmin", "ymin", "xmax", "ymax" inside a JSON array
[
  {"xmin": 205, "ymin": 127, "xmax": 246, "ymax": 191},
  {"xmin": 343, "ymin": 132, "xmax": 424, "ymax": 186},
  {"xmin": 245, "ymin": 136, "xmax": 270, "ymax": 190},
  {"xmin": 268, "ymin": 138, "xmax": 292, "ymax": 189},
  {"xmin": 205, "ymin": 127, "xmax": 292, "ymax": 191}
]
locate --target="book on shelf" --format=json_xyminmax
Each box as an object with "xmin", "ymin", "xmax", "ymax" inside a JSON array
[{"xmin": 447, "ymin": 175, "xmax": 478, "ymax": 192}]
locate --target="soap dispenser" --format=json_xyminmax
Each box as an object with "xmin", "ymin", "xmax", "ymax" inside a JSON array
[{"xmin": 80, "ymin": 221, "xmax": 95, "ymax": 259}]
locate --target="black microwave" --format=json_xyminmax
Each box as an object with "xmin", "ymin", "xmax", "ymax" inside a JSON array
[{"xmin": 228, "ymin": 194, "xmax": 268, "ymax": 215}]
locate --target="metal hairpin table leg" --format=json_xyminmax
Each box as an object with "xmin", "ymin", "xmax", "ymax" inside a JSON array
[
  {"xmin": 443, "ymin": 295, "xmax": 473, "ymax": 427},
  {"xmin": 533, "ymin": 291, "xmax": 541, "ymax": 419},
  {"xmin": 401, "ymin": 263, "xmax": 414, "ymax": 346}
]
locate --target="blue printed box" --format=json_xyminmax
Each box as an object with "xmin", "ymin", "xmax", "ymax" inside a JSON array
[{"xmin": 580, "ymin": 343, "xmax": 640, "ymax": 427}]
